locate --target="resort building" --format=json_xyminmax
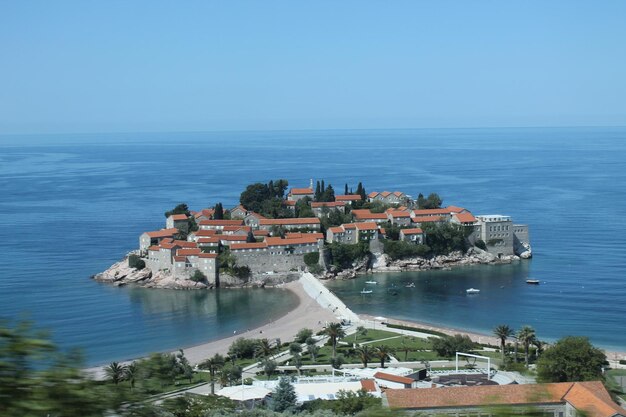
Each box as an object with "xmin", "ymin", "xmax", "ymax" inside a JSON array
[
  {"xmin": 199, "ymin": 219, "xmax": 245, "ymax": 231},
  {"xmin": 139, "ymin": 228, "xmax": 179, "ymax": 251},
  {"xmin": 166, "ymin": 213, "xmax": 188, "ymax": 230},
  {"xmin": 287, "ymin": 187, "xmax": 314, "ymax": 201},
  {"xmin": 387, "ymin": 210, "xmax": 412, "ymax": 226},
  {"xmin": 326, "ymin": 222, "xmax": 379, "ymax": 244},
  {"xmin": 311, "ymin": 201, "xmax": 346, "ymax": 217},
  {"xmin": 399, "ymin": 228, "xmax": 424, "ymax": 244},
  {"xmin": 259, "ymin": 217, "xmax": 321, "ymax": 232},
  {"xmin": 335, "ymin": 194, "xmax": 363, "ymax": 204},
  {"xmin": 368, "ymin": 191, "xmax": 410, "ymax": 205},
  {"xmin": 351, "ymin": 209, "xmax": 390, "ymax": 224},
  {"xmin": 383, "ymin": 381, "xmax": 626, "ymax": 417}
]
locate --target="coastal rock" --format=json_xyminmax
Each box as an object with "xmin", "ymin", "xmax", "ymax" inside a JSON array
[{"xmin": 93, "ymin": 258, "xmax": 152, "ymax": 283}]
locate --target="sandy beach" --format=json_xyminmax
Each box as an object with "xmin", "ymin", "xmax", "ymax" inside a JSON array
[{"xmin": 85, "ymin": 279, "xmax": 336, "ymax": 378}]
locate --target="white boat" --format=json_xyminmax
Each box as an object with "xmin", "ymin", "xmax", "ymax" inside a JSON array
[
  {"xmin": 405, "ymin": 283, "xmax": 415, "ymax": 288},
  {"xmin": 526, "ymin": 279, "xmax": 540, "ymax": 285},
  {"xmin": 466, "ymin": 288, "xmax": 480, "ymax": 294},
  {"xmin": 360, "ymin": 288, "xmax": 373, "ymax": 294},
  {"xmin": 365, "ymin": 280, "xmax": 377, "ymax": 284}
]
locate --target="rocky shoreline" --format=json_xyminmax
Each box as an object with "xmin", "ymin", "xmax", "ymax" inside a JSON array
[
  {"xmin": 319, "ymin": 247, "xmax": 523, "ymax": 280},
  {"xmin": 92, "ymin": 257, "xmax": 300, "ymax": 290}
]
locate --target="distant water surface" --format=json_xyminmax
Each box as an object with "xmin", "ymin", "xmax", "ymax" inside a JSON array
[{"xmin": 1, "ymin": 127, "xmax": 625, "ymax": 363}]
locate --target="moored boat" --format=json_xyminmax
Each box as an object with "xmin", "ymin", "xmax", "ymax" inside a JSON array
[
  {"xmin": 466, "ymin": 288, "xmax": 480, "ymax": 294},
  {"xmin": 526, "ymin": 279, "xmax": 540, "ymax": 285}
]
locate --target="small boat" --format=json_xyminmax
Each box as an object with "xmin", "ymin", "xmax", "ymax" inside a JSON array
[
  {"xmin": 466, "ymin": 288, "xmax": 480, "ymax": 294},
  {"xmin": 405, "ymin": 283, "xmax": 415, "ymax": 288},
  {"xmin": 526, "ymin": 279, "xmax": 540, "ymax": 285},
  {"xmin": 365, "ymin": 280, "xmax": 378, "ymax": 285},
  {"xmin": 360, "ymin": 288, "xmax": 373, "ymax": 294}
]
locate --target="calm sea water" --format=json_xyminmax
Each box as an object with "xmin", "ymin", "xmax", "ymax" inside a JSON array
[{"xmin": 1, "ymin": 127, "xmax": 625, "ymax": 363}]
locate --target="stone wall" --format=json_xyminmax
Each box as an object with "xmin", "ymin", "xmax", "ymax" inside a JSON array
[{"xmin": 232, "ymin": 251, "xmax": 307, "ymax": 273}]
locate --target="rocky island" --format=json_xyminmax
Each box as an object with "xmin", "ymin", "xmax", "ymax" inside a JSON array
[{"xmin": 93, "ymin": 179, "xmax": 531, "ymax": 289}]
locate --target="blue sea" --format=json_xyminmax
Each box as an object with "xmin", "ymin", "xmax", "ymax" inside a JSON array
[{"xmin": 1, "ymin": 127, "xmax": 625, "ymax": 364}]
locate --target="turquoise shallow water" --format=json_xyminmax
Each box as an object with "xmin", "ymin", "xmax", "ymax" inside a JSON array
[{"xmin": 1, "ymin": 127, "xmax": 625, "ymax": 363}]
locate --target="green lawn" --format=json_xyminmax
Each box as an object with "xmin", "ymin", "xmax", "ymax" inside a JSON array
[{"xmin": 342, "ymin": 329, "xmax": 400, "ymax": 344}]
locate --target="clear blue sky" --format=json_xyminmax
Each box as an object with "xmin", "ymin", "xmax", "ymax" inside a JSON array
[{"xmin": 1, "ymin": 1, "xmax": 625, "ymax": 134}]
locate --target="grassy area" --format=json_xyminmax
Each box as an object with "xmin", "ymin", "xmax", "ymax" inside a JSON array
[
  {"xmin": 341, "ymin": 329, "xmax": 399, "ymax": 344},
  {"xmin": 99, "ymin": 371, "xmax": 210, "ymax": 396}
]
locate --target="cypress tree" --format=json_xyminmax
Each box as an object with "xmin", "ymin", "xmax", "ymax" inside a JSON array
[
  {"xmin": 214, "ymin": 203, "xmax": 224, "ymax": 220},
  {"xmin": 315, "ymin": 181, "xmax": 321, "ymax": 201},
  {"xmin": 344, "ymin": 183, "xmax": 349, "ymax": 195}
]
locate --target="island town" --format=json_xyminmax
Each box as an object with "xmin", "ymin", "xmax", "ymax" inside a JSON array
[{"xmin": 100, "ymin": 179, "xmax": 532, "ymax": 289}]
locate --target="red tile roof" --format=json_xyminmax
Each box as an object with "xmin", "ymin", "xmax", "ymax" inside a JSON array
[
  {"xmin": 193, "ymin": 229, "xmax": 218, "ymax": 237},
  {"xmin": 360, "ymin": 379, "xmax": 377, "ymax": 393},
  {"xmin": 384, "ymin": 381, "xmax": 626, "ymax": 417},
  {"xmin": 222, "ymin": 225, "xmax": 252, "ymax": 232},
  {"xmin": 197, "ymin": 237, "xmax": 220, "ymax": 244},
  {"xmin": 374, "ymin": 372, "xmax": 414, "ymax": 385},
  {"xmin": 219, "ymin": 235, "xmax": 248, "ymax": 241},
  {"xmin": 388, "ymin": 210, "xmax": 411, "ymax": 218},
  {"xmin": 329, "ymin": 226, "xmax": 344, "ymax": 234},
  {"xmin": 454, "ymin": 212, "xmax": 477, "ymax": 223},
  {"xmin": 286, "ymin": 232, "xmax": 324, "ymax": 239},
  {"xmin": 265, "ymin": 236, "xmax": 320, "ymax": 246},
  {"xmin": 368, "ymin": 192, "xmax": 379, "ymax": 198},
  {"xmin": 401, "ymin": 228, "xmax": 424, "ymax": 235},
  {"xmin": 355, "ymin": 222, "xmax": 378, "ymax": 231},
  {"xmin": 194, "ymin": 209, "xmax": 215, "ymax": 219},
  {"xmin": 199, "ymin": 219, "xmax": 244, "ymax": 226},
  {"xmin": 335, "ymin": 195, "xmax": 363, "ymax": 201},
  {"xmin": 177, "ymin": 248, "xmax": 201, "ymax": 256},
  {"xmin": 172, "ymin": 240, "xmax": 197, "ymax": 248},
  {"xmin": 173, "ymin": 256, "xmax": 186, "ymax": 262},
  {"xmin": 352, "ymin": 210, "xmax": 389, "ymax": 220},
  {"xmin": 169, "ymin": 214, "xmax": 188, "ymax": 221},
  {"xmin": 412, "ymin": 208, "xmax": 452, "ymax": 216},
  {"xmin": 289, "ymin": 188, "xmax": 314, "ymax": 195},
  {"xmin": 311, "ymin": 201, "xmax": 346, "ymax": 208},
  {"xmin": 411, "ymin": 216, "xmax": 444, "ymax": 223},
  {"xmin": 144, "ymin": 228, "xmax": 179, "ymax": 238},
  {"xmin": 380, "ymin": 191, "xmax": 391, "ymax": 197},
  {"xmin": 259, "ymin": 217, "xmax": 321, "ymax": 226},
  {"xmin": 198, "ymin": 253, "xmax": 218, "ymax": 258},
  {"xmin": 230, "ymin": 242, "xmax": 268, "ymax": 250},
  {"xmin": 284, "ymin": 200, "xmax": 297, "ymax": 206},
  {"xmin": 253, "ymin": 230, "xmax": 270, "ymax": 236},
  {"xmin": 148, "ymin": 245, "xmax": 161, "ymax": 251}
]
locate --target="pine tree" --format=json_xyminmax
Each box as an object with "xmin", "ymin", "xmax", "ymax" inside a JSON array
[
  {"xmin": 214, "ymin": 203, "xmax": 224, "ymax": 220},
  {"xmin": 272, "ymin": 377, "xmax": 297, "ymax": 412}
]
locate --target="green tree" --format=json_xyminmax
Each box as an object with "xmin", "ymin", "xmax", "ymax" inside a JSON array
[
  {"xmin": 198, "ymin": 353, "xmax": 225, "ymax": 394},
  {"xmin": 176, "ymin": 349, "xmax": 194, "ymax": 384},
  {"xmin": 255, "ymin": 338, "xmax": 274, "ymax": 359},
  {"xmin": 262, "ymin": 359, "xmax": 278, "ymax": 380},
  {"xmin": 128, "ymin": 254, "xmax": 145, "ymax": 270},
  {"xmin": 425, "ymin": 192, "xmax": 443, "ymax": 209},
  {"xmin": 295, "ymin": 328, "xmax": 314, "ymax": 343},
  {"xmin": 430, "ymin": 334, "xmax": 476, "ymax": 358},
  {"xmin": 354, "ymin": 326, "xmax": 368, "ymax": 345},
  {"xmin": 323, "ymin": 322, "xmax": 346, "ymax": 358},
  {"xmin": 124, "ymin": 362, "xmax": 138, "ymax": 391},
  {"xmin": 307, "ymin": 341, "xmax": 320, "ymax": 363},
  {"xmin": 214, "ymin": 203, "xmax": 224, "ymax": 220},
  {"xmin": 190, "ymin": 269, "xmax": 206, "ymax": 283},
  {"xmin": 289, "ymin": 342, "xmax": 303, "ymax": 356},
  {"xmin": 293, "ymin": 353, "xmax": 303, "ymax": 376},
  {"xmin": 272, "ymin": 377, "xmax": 297, "ymax": 412},
  {"xmin": 536, "ymin": 336, "xmax": 606, "ymax": 382},
  {"xmin": 164, "ymin": 203, "xmax": 190, "ymax": 218},
  {"xmin": 219, "ymin": 363, "xmax": 242, "ymax": 387},
  {"xmin": 493, "ymin": 324, "xmax": 515, "ymax": 362},
  {"xmin": 517, "ymin": 325, "xmax": 536, "ymax": 368},
  {"xmin": 246, "ymin": 231, "xmax": 256, "ymax": 243}
]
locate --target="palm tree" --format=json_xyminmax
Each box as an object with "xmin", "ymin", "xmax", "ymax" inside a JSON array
[
  {"xmin": 124, "ymin": 362, "xmax": 138, "ymax": 390},
  {"xmin": 199, "ymin": 353, "xmax": 225, "ymax": 394},
  {"xmin": 532, "ymin": 339, "xmax": 545, "ymax": 360},
  {"xmin": 106, "ymin": 362, "xmax": 126, "ymax": 385},
  {"xmin": 517, "ymin": 325, "xmax": 536, "ymax": 368},
  {"xmin": 493, "ymin": 324, "xmax": 515, "ymax": 362},
  {"xmin": 255, "ymin": 338, "xmax": 273, "ymax": 359},
  {"xmin": 355, "ymin": 345, "xmax": 373, "ymax": 368},
  {"xmin": 374, "ymin": 345, "xmax": 393, "ymax": 368},
  {"xmin": 353, "ymin": 326, "xmax": 368, "ymax": 345},
  {"xmin": 323, "ymin": 322, "xmax": 346, "ymax": 359}
]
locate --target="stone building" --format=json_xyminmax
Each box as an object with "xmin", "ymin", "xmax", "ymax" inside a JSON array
[
  {"xmin": 475, "ymin": 215, "xmax": 515, "ymax": 256},
  {"xmin": 311, "ymin": 201, "xmax": 346, "ymax": 218},
  {"xmin": 287, "ymin": 187, "xmax": 314, "ymax": 202},
  {"xmin": 399, "ymin": 228, "xmax": 424, "ymax": 244},
  {"xmin": 139, "ymin": 228, "xmax": 179, "ymax": 251},
  {"xmin": 259, "ymin": 217, "xmax": 321, "ymax": 232}
]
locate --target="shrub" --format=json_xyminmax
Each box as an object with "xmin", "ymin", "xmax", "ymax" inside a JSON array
[
  {"xmin": 475, "ymin": 239, "xmax": 487, "ymax": 250},
  {"xmin": 385, "ymin": 323, "xmax": 446, "ymax": 337},
  {"xmin": 430, "ymin": 334, "xmax": 477, "ymax": 358},
  {"xmin": 383, "ymin": 240, "xmax": 431, "ymax": 260},
  {"xmin": 308, "ymin": 264, "xmax": 324, "ymax": 275},
  {"xmin": 328, "ymin": 242, "xmax": 369, "ymax": 270},
  {"xmin": 303, "ymin": 252, "xmax": 320, "ymax": 266},
  {"xmin": 128, "ymin": 254, "xmax": 145, "ymax": 270},
  {"xmin": 620, "ymin": 360, "xmax": 626, "ymax": 365},
  {"xmin": 295, "ymin": 328, "xmax": 313, "ymax": 343},
  {"xmin": 232, "ymin": 265, "xmax": 251, "ymax": 280},
  {"xmin": 190, "ymin": 270, "xmax": 206, "ymax": 282}
]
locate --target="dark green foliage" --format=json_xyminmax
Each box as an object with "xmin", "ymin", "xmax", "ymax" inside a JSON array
[
  {"xmin": 475, "ymin": 239, "xmax": 487, "ymax": 250},
  {"xmin": 227, "ymin": 337, "xmax": 259, "ymax": 360},
  {"xmin": 295, "ymin": 328, "xmax": 313, "ymax": 343},
  {"xmin": 246, "ymin": 231, "xmax": 256, "ymax": 243},
  {"xmin": 384, "ymin": 224, "xmax": 401, "ymax": 241},
  {"xmin": 315, "ymin": 181, "xmax": 321, "ymax": 201},
  {"xmin": 383, "ymin": 240, "xmax": 431, "ymax": 260},
  {"xmin": 129, "ymin": 254, "xmax": 146, "ymax": 270},
  {"xmin": 330, "ymin": 354, "xmax": 345, "ymax": 369},
  {"xmin": 271, "ymin": 377, "xmax": 297, "ymax": 412},
  {"xmin": 308, "ymin": 263, "xmax": 324, "ymax": 274},
  {"xmin": 214, "ymin": 203, "xmax": 224, "ymax": 220},
  {"xmin": 164, "ymin": 203, "xmax": 190, "ymax": 218},
  {"xmin": 262, "ymin": 359, "xmax": 278, "ymax": 380},
  {"xmin": 356, "ymin": 182, "xmax": 367, "ymax": 201},
  {"xmin": 232, "ymin": 265, "xmax": 251, "ymax": 280},
  {"xmin": 421, "ymin": 222, "xmax": 469, "ymax": 255},
  {"xmin": 219, "ymin": 363, "xmax": 242, "ymax": 386},
  {"xmin": 536, "ymin": 336, "xmax": 606, "ymax": 382},
  {"xmin": 160, "ymin": 394, "xmax": 236, "ymax": 416},
  {"xmin": 430, "ymin": 334, "xmax": 477, "ymax": 357},
  {"xmin": 240, "ymin": 179, "xmax": 289, "ymax": 216},
  {"xmin": 303, "ymin": 252, "xmax": 320, "ymax": 267},
  {"xmin": 417, "ymin": 193, "xmax": 443, "ymax": 209},
  {"xmin": 302, "ymin": 389, "xmax": 381, "ymax": 415},
  {"xmin": 328, "ymin": 242, "xmax": 370, "ymax": 270},
  {"xmin": 296, "ymin": 197, "xmax": 314, "ymax": 217},
  {"xmin": 320, "ymin": 209, "xmax": 353, "ymax": 229},
  {"xmin": 385, "ymin": 323, "xmax": 447, "ymax": 337},
  {"xmin": 190, "ymin": 270, "xmax": 206, "ymax": 282},
  {"xmin": 345, "ymin": 183, "xmax": 349, "ymax": 195}
]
